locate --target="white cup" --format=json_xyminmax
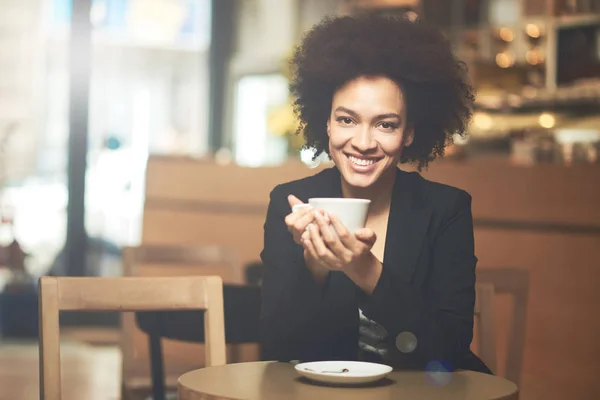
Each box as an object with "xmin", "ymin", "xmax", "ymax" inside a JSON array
[{"xmin": 308, "ymin": 198, "xmax": 371, "ymax": 234}]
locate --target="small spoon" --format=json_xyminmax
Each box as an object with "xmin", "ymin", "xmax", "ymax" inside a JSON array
[{"xmin": 304, "ymin": 368, "xmax": 350, "ymax": 373}]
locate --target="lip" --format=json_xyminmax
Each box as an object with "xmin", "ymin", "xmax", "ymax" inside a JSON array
[{"xmin": 345, "ymin": 153, "xmax": 382, "ymax": 173}]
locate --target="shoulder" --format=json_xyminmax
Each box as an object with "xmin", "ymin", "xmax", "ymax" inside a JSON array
[
  {"xmin": 413, "ymin": 172, "xmax": 471, "ymax": 204},
  {"xmin": 405, "ymin": 171, "xmax": 472, "ymax": 217}
]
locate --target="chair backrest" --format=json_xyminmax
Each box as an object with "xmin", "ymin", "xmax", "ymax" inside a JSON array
[
  {"xmin": 475, "ymin": 268, "xmax": 529, "ymax": 386},
  {"xmin": 38, "ymin": 276, "xmax": 225, "ymax": 400},
  {"xmin": 120, "ymin": 245, "xmax": 241, "ymax": 390},
  {"xmin": 474, "ymin": 283, "xmax": 497, "ymax": 372}
]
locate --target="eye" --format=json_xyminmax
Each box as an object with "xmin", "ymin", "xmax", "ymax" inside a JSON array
[
  {"xmin": 336, "ymin": 117, "xmax": 354, "ymax": 126},
  {"xmin": 378, "ymin": 121, "xmax": 398, "ymax": 131}
]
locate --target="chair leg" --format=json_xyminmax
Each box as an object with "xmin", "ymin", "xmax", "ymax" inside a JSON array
[{"xmin": 149, "ymin": 333, "xmax": 166, "ymax": 400}]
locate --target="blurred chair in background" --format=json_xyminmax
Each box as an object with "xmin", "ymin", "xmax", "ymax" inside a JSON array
[{"xmin": 475, "ymin": 268, "xmax": 529, "ymax": 386}]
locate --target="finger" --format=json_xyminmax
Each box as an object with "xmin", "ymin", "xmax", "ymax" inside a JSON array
[
  {"xmin": 314, "ymin": 210, "xmax": 348, "ymax": 258},
  {"xmin": 292, "ymin": 203, "xmax": 312, "ymax": 214},
  {"xmin": 309, "ymin": 223, "xmax": 341, "ymax": 268},
  {"xmin": 288, "ymin": 195, "xmax": 303, "ymax": 208},
  {"xmin": 329, "ymin": 213, "xmax": 359, "ymax": 250},
  {"xmin": 304, "ymin": 234, "xmax": 336, "ymax": 271},
  {"xmin": 284, "ymin": 205, "xmax": 314, "ymax": 231},
  {"xmin": 302, "ymin": 237, "xmax": 320, "ymax": 263},
  {"xmin": 355, "ymin": 228, "xmax": 377, "ymax": 247},
  {"xmin": 292, "ymin": 210, "xmax": 316, "ymax": 234}
]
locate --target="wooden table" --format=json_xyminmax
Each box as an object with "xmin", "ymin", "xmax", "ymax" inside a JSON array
[{"xmin": 178, "ymin": 361, "xmax": 519, "ymax": 400}]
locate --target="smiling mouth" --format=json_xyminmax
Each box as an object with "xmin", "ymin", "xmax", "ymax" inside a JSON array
[{"xmin": 347, "ymin": 154, "xmax": 382, "ymax": 166}]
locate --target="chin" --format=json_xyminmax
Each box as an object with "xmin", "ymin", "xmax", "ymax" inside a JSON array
[
  {"xmin": 338, "ymin": 165, "xmax": 383, "ymax": 189},
  {"xmin": 343, "ymin": 173, "xmax": 379, "ymax": 189}
]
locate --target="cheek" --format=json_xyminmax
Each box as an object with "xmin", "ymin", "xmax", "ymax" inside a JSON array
[
  {"xmin": 378, "ymin": 135, "xmax": 405, "ymax": 156},
  {"xmin": 328, "ymin": 127, "xmax": 352, "ymax": 149}
]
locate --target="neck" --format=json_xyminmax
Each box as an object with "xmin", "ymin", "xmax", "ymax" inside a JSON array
[{"xmin": 341, "ymin": 168, "xmax": 396, "ymax": 216}]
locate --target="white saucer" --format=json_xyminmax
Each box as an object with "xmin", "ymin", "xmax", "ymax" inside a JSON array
[{"xmin": 294, "ymin": 361, "xmax": 393, "ymax": 385}]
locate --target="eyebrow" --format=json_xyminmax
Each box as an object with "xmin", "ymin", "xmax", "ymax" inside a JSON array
[{"xmin": 334, "ymin": 106, "xmax": 402, "ymax": 121}]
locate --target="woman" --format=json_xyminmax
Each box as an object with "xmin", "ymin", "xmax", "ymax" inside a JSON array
[{"xmin": 260, "ymin": 14, "xmax": 489, "ymax": 373}]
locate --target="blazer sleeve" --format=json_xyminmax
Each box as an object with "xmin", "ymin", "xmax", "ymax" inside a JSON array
[
  {"xmin": 259, "ymin": 185, "xmax": 341, "ymax": 362},
  {"xmin": 359, "ymin": 190, "xmax": 477, "ymax": 370}
]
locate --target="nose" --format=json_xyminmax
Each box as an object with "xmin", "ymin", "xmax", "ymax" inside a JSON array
[{"xmin": 350, "ymin": 126, "xmax": 377, "ymax": 152}]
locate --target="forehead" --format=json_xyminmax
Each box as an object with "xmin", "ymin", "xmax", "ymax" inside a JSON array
[{"xmin": 332, "ymin": 76, "xmax": 406, "ymax": 115}]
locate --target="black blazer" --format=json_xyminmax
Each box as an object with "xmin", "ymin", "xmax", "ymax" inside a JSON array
[{"xmin": 259, "ymin": 166, "xmax": 490, "ymax": 373}]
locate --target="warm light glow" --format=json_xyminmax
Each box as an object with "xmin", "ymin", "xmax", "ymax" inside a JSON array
[
  {"xmin": 405, "ymin": 11, "xmax": 418, "ymax": 22},
  {"xmin": 499, "ymin": 27, "xmax": 514, "ymax": 42},
  {"xmin": 496, "ymin": 52, "xmax": 515, "ymax": 68},
  {"xmin": 539, "ymin": 113, "xmax": 556, "ymax": 129},
  {"xmin": 526, "ymin": 24, "xmax": 541, "ymax": 39},
  {"xmin": 526, "ymin": 50, "xmax": 544, "ymax": 65},
  {"xmin": 473, "ymin": 113, "xmax": 493, "ymax": 130}
]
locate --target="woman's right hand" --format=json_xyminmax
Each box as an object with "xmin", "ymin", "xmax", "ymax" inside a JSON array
[
  {"xmin": 285, "ymin": 195, "xmax": 315, "ymax": 245},
  {"xmin": 286, "ymin": 195, "xmax": 330, "ymax": 285}
]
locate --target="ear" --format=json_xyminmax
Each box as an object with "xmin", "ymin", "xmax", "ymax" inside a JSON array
[
  {"xmin": 326, "ymin": 119, "xmax": 331, "ymax": 138},
  {"xmin": 403, "ymin": 127, "xmax": 415, "ymax": 147}
]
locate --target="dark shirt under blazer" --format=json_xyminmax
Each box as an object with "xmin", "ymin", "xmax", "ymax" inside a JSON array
[{"xmin": 259, "ymin": 166, "xmax": 490, "ymax": 373}]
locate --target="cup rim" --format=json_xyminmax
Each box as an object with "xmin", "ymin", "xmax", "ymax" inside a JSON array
[{"xmin": 308, "ymin": 197, "xmax": 371, "ymax": 204}]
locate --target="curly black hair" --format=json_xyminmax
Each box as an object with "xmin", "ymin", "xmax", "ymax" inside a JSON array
[{"xmin": 289, "ymin": 14, "xmax": 475, "ymax": 170}]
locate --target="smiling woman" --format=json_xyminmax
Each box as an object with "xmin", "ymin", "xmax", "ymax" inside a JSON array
[{"xmin": 259, "ymin": 14, "xmax": 489, "ymax": 375}]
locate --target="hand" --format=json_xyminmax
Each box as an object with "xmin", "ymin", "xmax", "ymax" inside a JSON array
[
  {"xmin": 302, "ymin": 210, "xmax": 376, "ymax": 273},
  {"xmin": 302, "ymin": 212, "xmax": 382, "ymax": 293},
  {"xmin": 284, "ymin": 195, "xmax": 329, "ymax": 285},
  {"xmin": 285, "ymin": 195, "xmax": 316, "ymax": 245}
]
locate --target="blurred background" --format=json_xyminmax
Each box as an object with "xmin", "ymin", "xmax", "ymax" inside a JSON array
[{"xmin": 0, "ymin": 0, "xmax": 599, "ymax": 399}]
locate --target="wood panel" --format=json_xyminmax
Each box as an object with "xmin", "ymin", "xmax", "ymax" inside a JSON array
[
  {"xmin": 142, "ymin": 210, "xmax": 266, "ymax": 266},
  {"xmin": 420, "ymin": 157, "xmax": 600, "ymax": 227},
  {"xmin": 145, "ymin": 157, "xmax": 325, "ymax": 205},
  {"xmin": 145, "ymin": 156, "xmax": 600, "ymax": 226}
]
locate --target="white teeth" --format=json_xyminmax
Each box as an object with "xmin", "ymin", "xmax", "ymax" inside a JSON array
[{"xmin": 348, "ymin": 155, "xmax": 376, "ymax": 166}]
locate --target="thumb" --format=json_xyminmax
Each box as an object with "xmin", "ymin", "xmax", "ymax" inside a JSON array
[{"xmin": 288, "ymin": 195, "xmax": 304, "ymax": 208}]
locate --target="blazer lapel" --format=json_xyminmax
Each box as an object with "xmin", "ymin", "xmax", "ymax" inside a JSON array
[{"xmin": 383, "ymin": 169, "xmax": 432, "ymax": 283}]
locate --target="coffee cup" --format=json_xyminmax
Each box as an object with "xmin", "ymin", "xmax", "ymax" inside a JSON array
[{"xmin": 308, "ymin": 198, "xmax": 370, "ymax": 234}]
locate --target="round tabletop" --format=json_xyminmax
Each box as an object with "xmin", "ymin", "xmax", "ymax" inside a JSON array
[{"xmin": 178, "ymin": 361, "xmax": 518, "ymax": 400}]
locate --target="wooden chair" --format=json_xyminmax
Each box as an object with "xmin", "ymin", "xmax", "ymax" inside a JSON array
[
  {"xmin": 474, "ymin": 268, "xmax": 529, "ymax": 386},
  {"xmin": 475, "ymin": 283, "xmax": 497, "ymax": 372},
  {"xmin": 38, "ymin": 276, "xmax": 226, "ymax": 400},
  {"xmin": 120, "ymin": 245, "xmax": 250, "ymax": 400}
]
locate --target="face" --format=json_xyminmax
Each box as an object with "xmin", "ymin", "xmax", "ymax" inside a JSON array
[{"xmin": 327, "ymin": 76, "xmax": 414, "ymax": 191}]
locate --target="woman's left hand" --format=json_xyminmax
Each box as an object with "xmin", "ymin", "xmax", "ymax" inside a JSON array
[{"xmin": 301, "ymin": 209, "xmax": 376, "ymax": 273}]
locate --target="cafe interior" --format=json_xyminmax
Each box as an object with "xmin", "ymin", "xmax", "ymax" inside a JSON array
[{"xmin": 0, "ymin": 0, "xmax": 599, "ymax": 399}]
